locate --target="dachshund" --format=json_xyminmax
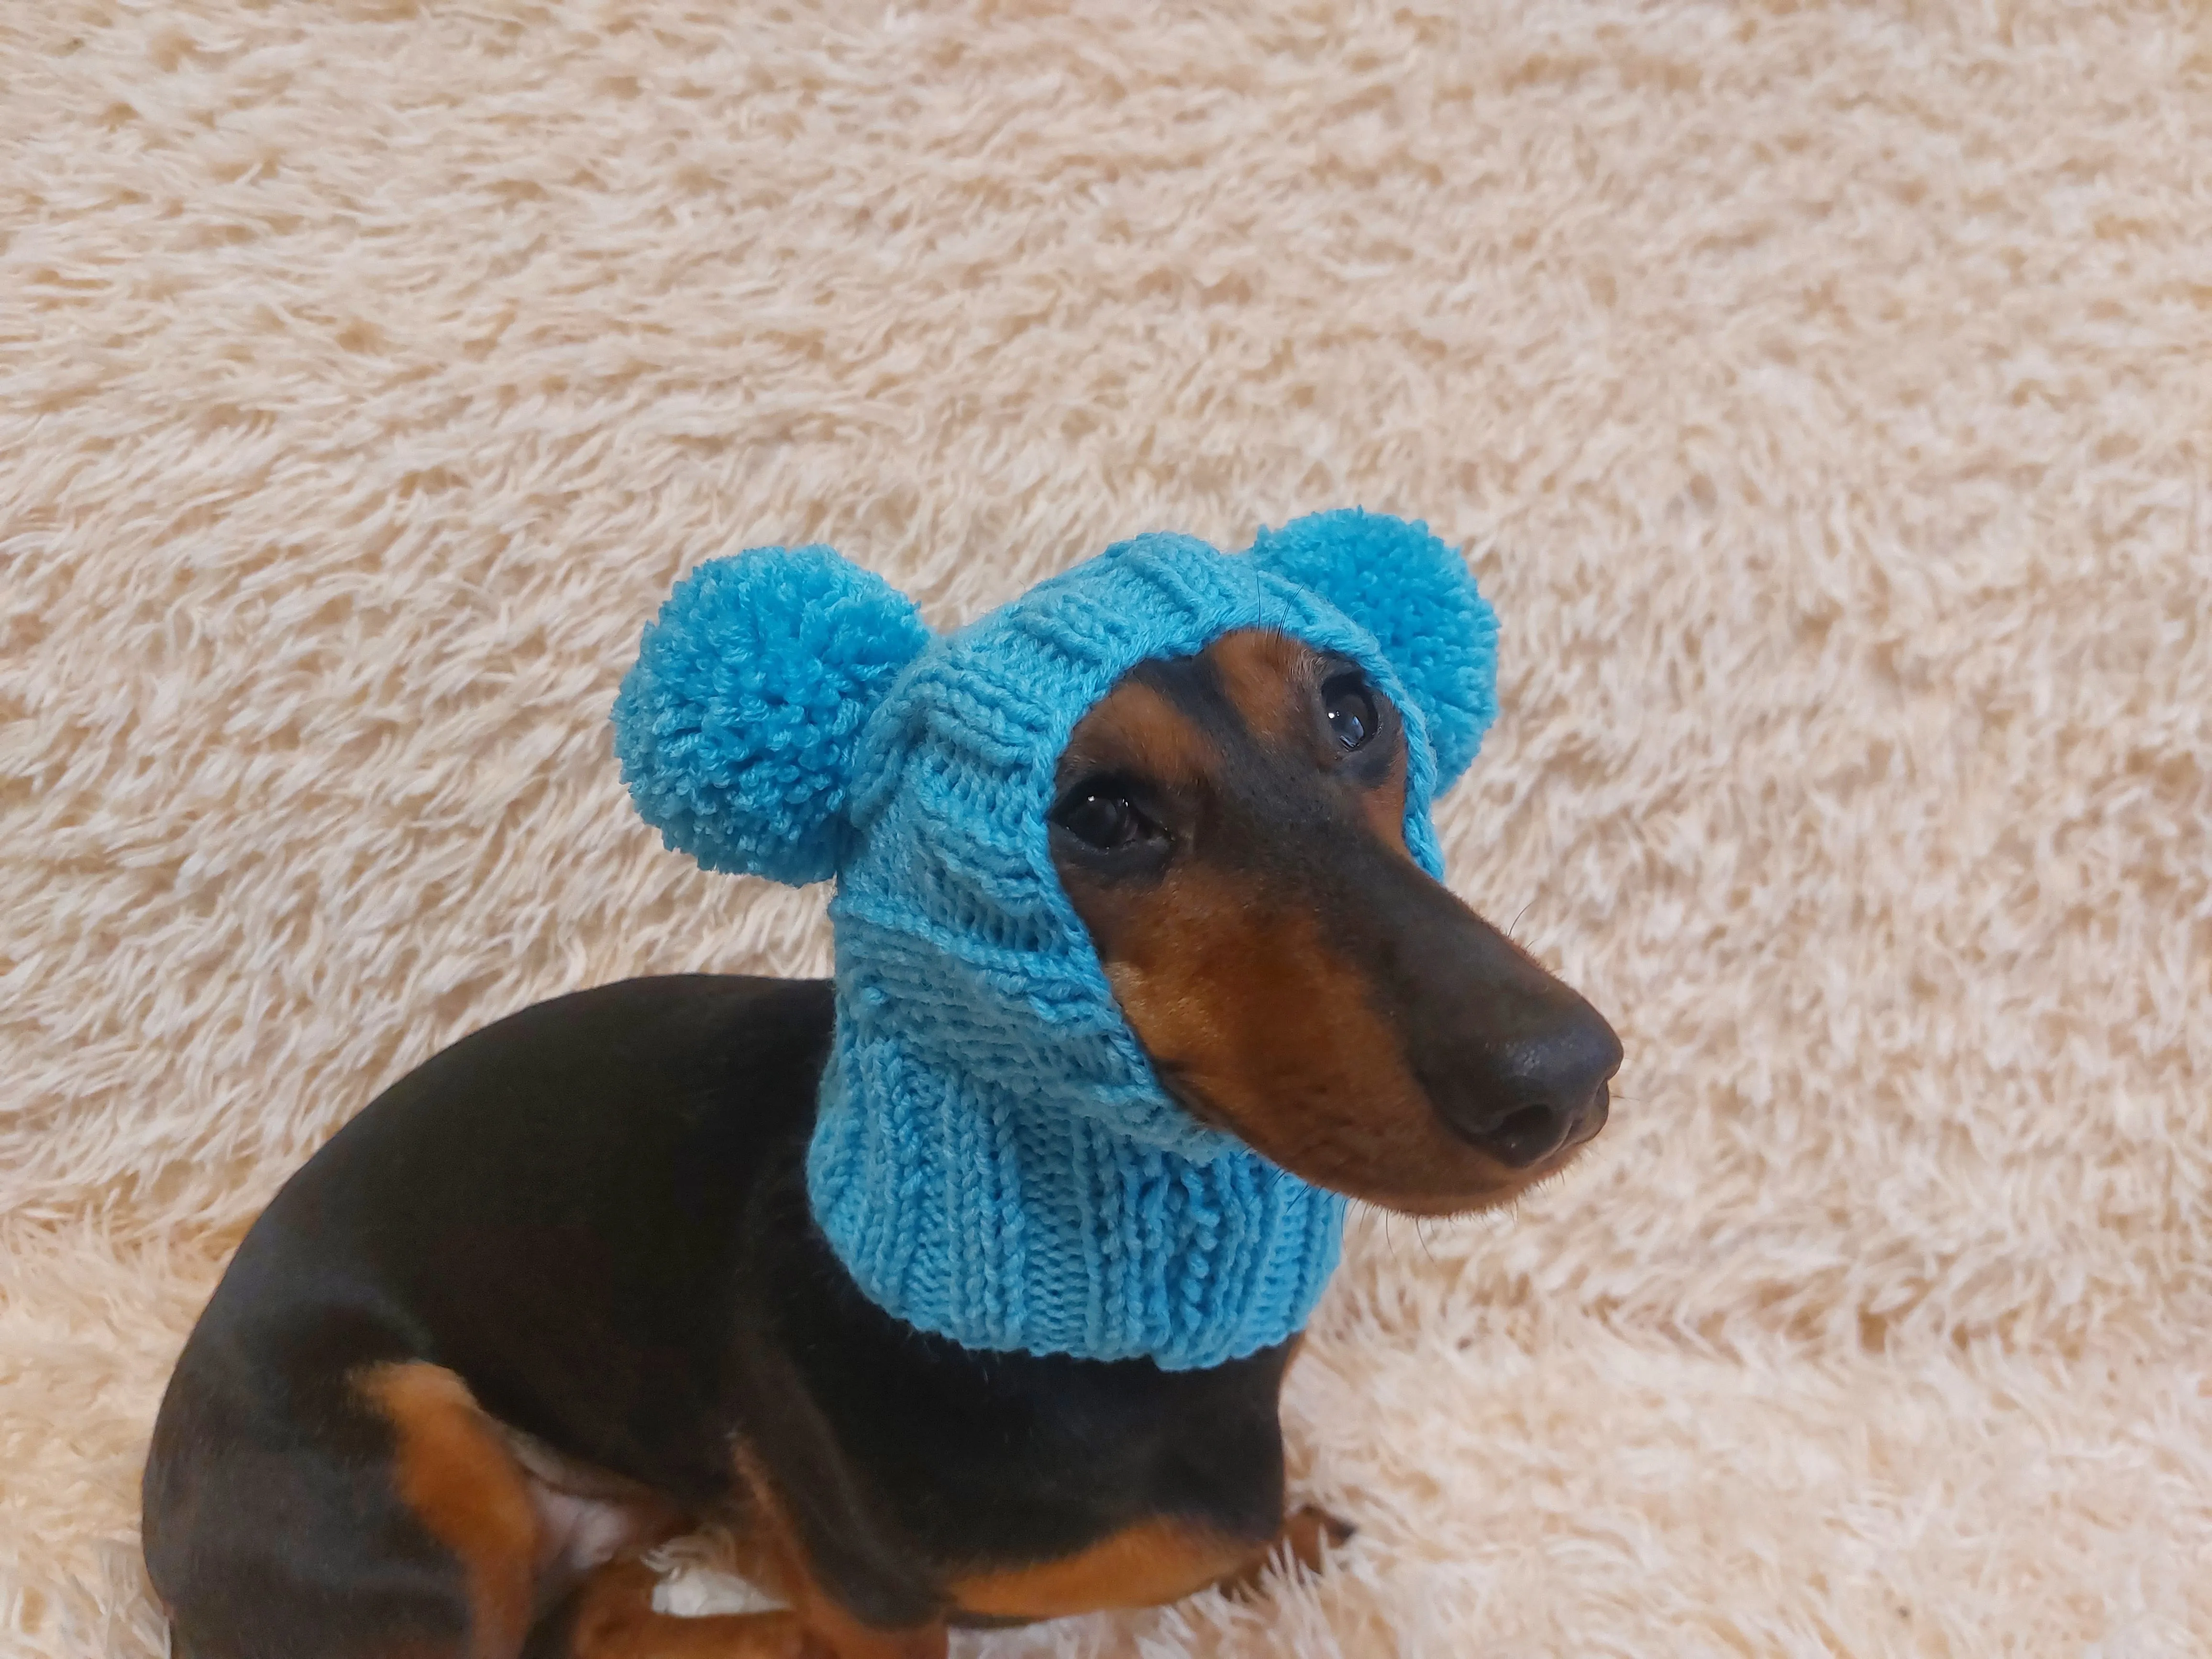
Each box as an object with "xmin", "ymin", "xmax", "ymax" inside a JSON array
[{"xmin": 143, "ymin": 626, "xmax": 1621, "ymax": 1659}]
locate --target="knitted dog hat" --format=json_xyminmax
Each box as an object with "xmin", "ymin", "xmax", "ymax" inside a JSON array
[{"xmin": 612, "ymin": 511, "xmax": 1498, "ymax": 1369}]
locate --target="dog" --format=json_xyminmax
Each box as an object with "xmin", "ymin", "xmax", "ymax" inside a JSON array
[{"xmin": 144, "ymin": 533, "xmax": 1621, "ymax": 1659}]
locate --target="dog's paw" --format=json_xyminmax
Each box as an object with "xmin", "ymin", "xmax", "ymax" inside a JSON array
[
  {"xmin": 1279, "ymin": 1504, "xmax": 1356, "ymax": 1572},
  {"xmin": 1214, "ymin": 1504, "xmax": 1356, "ymax": 1602}
]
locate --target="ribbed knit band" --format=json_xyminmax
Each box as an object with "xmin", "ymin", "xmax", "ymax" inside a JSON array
[
  {"xmin": 809, "ymin": 1011, "xmax": 1348, "ymax": 1368},
  {"xmin": 804, "ymin": 535, "xmax": 1446, "ymax": 1369}
]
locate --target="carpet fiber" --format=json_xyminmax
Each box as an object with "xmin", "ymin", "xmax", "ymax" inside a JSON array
[{"xmin": 4, "ymin": 2, "xmax": 2209, "ymax": 1654}]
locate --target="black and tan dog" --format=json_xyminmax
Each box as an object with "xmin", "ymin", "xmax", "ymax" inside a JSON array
[{"xmin": 144, "ymin": 627, "xmax": 1620, "ymax": 1659}]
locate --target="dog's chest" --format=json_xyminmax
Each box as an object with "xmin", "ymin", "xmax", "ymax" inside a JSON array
[{"xmin": 752, "ymin": 1220, "xmax": 1295, "ymax": 1600}]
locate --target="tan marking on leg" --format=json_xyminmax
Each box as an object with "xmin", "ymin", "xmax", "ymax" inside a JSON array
[
  {"xmin": 949, "ymin": 1519, "xmax": 1253, "ymax": 1620},
  {"xmin": 357, "ymin": 1363, "xmax": 540, "ymax": 1659}
]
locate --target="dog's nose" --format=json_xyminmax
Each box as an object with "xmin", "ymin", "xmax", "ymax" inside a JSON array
[{"xmin": 1449, "ymin": 1013, "xmax": 1624, "ymax": 1169}]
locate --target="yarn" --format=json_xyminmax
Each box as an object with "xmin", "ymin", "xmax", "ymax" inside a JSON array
[
  {"xmin": 614, "ymin": 513, "xmax": 1498, "ymax": 1368},
  {"xmin": 611, "ymin": 546, "xmax": 931, "ymax": 886}
]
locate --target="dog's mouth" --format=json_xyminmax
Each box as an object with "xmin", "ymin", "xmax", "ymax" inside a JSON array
[
  {"xmin": 1364, "ymin": 1139, "xmax": 1601, "ymax": 1218},
  {"xmin": 1148, "ymin": 1059, "xmax": 1614, "ymax": 1219}
]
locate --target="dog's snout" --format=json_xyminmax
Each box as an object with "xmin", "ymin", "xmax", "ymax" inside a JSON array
[
  {"xmin": 1416, "ymin": 995, "xmax": 1628, "ymax": 1176},
  {"xmin": 1448, "ymin": 1015, "xmax": 1623, "ymax": 1168},
  {"xmin": 1355, "ymin": 859, "xmax": 1626, "ymax": 1182}
]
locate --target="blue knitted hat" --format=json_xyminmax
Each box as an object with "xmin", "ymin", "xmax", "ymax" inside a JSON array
[{"xmin": 612, "ymin": 511, "xmax": 1499, "ymax": 1369}]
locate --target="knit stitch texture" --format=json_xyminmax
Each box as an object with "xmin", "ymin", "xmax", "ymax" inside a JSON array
[
  {"xmin": 612, "ymin": 547, "xmax": 931, "ymax": 886},
  {"xmin": 615, "ymin": 513, "xmax": 1499, "ymax": 1367}
]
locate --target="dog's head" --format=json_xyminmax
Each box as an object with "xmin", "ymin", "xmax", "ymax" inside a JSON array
[
  {"xmin": 1049, "ymin": 627, "xmax": 1619, "ymax": 1217},
  {"xmin": 615, "ymin": 510, "xmax": 1619, "ymax": 1214}
]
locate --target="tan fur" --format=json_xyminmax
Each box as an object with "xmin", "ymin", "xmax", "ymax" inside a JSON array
[
  {"xmin": 1056, "ymin": 677, "xmax": 1220, "ymax": 797},
  {"xmin": 358, "ymin": 1365, "xmax": 540, "ymax": 1659},
  {"xmin": 1102, "ymin": 892, "xmax": 1517, "ymax": 1214},
  {"xmin": 1207, "ymin": 629, "xmax": 1415, "ymax": 851},
  {"xmin": 951, "ymin": 1522, "xmax": 1252, "ymax": 1622},
  {"xmin": 5, "ymin": 0, "xmax": 2210, "ymax": 1653},
  {"xmin": 1208, "ymin": 629, "xmax": 1310, "ymax": 747},
  {"xmin": 1067, "ymin": 640, "xmax": 1514, "ymax": 1211}
]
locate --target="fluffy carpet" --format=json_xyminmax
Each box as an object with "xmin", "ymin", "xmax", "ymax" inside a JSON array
[{"xmin": 4, "ymin": 1, "xmax": 2208, "ymax": 1653}]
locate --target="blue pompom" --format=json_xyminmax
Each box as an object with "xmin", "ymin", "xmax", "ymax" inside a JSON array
[
  {"xmin": 1247, "ymin": 509, "xmax": 1499, "ymax": 788},
  {"xmin": 612, "ymin": 546, "xmax": 931, "ymax": 885}
]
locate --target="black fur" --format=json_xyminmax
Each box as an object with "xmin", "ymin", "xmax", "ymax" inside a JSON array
[{"xmin": 145, "ymin": 975, "xmax": 1292, "ymax": 1655}]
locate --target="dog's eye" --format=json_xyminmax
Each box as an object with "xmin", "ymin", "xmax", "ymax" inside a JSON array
[
  {"xmin": 1051, "ymin": 785, "xmax": 1151, "ymax": 851},
  {"xmin": 1323, "ymin": 673, "xmax": 1379, "ymax": 752}
]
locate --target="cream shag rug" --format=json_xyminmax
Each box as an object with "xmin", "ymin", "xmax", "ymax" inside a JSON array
[{"xmin": 4, "ymin": 2, "xmax": 2209, "ymax": 1654}]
